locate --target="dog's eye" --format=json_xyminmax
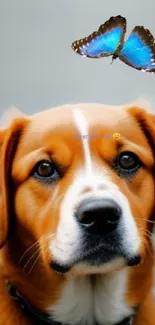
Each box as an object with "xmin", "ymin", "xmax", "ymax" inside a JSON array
[
  {"xmin": 32, "ymin": 160, "xmax": 59, "ymax": 182},
  {"xmin": 115, "ymin": 152, "xmax": 142, "ymax": 177},
  {"xmin": 119, "ymin": 153, "xmax": 138, "ymax": 169}
]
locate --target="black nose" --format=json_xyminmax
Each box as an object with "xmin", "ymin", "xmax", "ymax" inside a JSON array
[{"xmin": 75, "ymin": 198, "xmax": 121, "ymax": 235}]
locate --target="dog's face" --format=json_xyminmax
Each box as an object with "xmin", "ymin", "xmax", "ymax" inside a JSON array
[{"xmin": 0, "ymin": 103, "xmax": 155, "ymax": 278}]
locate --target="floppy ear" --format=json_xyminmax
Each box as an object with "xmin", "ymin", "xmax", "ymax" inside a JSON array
[
  {"xmin": 0, "ymin": 114, "xmax": 28, "ymax": 248},
  {"xmin": 128, "ymin": 105, "xmax": 155, "ymax": 246},
  {"xmin": 128, "ymin": 105, "xmax": 155, "ymax": 227},
  {"xmin": 128, "ymin": 105, "xmax": 155, "ymax": 151}
]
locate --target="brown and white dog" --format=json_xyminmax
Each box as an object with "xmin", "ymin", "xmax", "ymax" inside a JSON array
[{"xmin": 0, "ymin": 102, "xmax": 155, "ymax": 325}]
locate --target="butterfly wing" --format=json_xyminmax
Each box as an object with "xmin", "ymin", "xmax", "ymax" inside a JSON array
[
  {"xmin": 119, "ymin": 26, "xmax": 155, "ymax": 72},
  {"xmin": 71, "ymin": 15, "xmax": 126, "ymax": 58}
]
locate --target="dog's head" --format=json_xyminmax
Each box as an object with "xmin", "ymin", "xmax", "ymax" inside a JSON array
[{"xmin": 0, "ymin": 102, "xmax": 155, "ymax": 279}]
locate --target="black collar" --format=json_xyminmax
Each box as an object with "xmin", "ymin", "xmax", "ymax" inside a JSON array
[{"xmin": 6, "ymin": 282, "xmax": 134, "ymax": 325}]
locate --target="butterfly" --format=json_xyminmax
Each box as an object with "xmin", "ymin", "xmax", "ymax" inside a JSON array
[{"xmin": 71, "ymin": 15, "xmax": 155, "ymax": 73}]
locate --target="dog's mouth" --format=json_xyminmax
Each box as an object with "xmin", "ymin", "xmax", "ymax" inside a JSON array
[{"xmin": 50, "ymin": 242, "xmax": 142, "ymax": 274}]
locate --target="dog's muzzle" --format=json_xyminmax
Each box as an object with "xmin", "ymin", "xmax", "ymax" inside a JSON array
[{"xmin": 51, "ymin": 197, "xmax": 141, "ymax": 273}]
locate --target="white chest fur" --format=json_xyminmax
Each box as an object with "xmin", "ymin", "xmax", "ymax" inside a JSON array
[{"xmin": 47, "ymin": 269, "xmax": 133, "ymax": 325}]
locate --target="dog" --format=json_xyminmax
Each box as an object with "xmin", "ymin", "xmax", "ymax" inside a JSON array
[{"xmin": 0, "ymin": 101, "xmax": 155, "ymax": 325}]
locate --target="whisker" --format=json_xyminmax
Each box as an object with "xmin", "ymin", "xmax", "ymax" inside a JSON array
[
  {"xmin": 139, "ymin": 227, "xmax": 155, "ymax": 240},
  {"xmin": 142, "ymin": 228, "xmax": 155, "ymax": 239},
  {"xmin": 18, "ymin": 233, "xmax": 56, "ymax": 266},
  {"xmin": 18, "ymin": 241, "xmax": 40, "ymax": 265},
  {"xmin": 20, "ymin": 233, "xmax": 56, "ymax": 275},
  {"xmin": 28, "ymin": 241, "xmax": 51, "ymax": 275},
  {"xmin": 28, "ymin": 252, "xmax": 42, "ymax": 275},
  {"xmin": 138, "ymin": 227, "xmax": 154, "ymax": 257},
  {"xmin": 23, "ymin": 248, "xmax": 40, "ymax": 273},
  {"xmin": 135, "ymin": 217, "xmax": 155, "ymax": 225},
  {"xmin": 139, "ymin": 228, "xmax": 151, "ymax": 240}
]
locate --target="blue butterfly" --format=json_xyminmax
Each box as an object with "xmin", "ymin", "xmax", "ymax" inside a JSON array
[{"xmin": 71, "ymin": 15, "xmax": 155, "ymax": 73}]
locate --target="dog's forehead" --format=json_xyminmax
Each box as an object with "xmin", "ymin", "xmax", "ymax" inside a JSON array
[
  {"xmin": 16, "ymin": 103, "xmax": 150, "ymax": 155},
  {"xmin": 29, "ymin": 104, "xmax": 130, "ymax": 133}
]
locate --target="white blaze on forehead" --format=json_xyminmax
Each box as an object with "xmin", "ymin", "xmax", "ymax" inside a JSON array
[{"xmin": 73, "ymin": 109, "xmax": 93, "ymax": 174}]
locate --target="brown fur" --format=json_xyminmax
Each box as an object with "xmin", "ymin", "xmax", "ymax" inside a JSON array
[{"xmin": 0, "ymin": 103, "xmax": 155, "ymax": 325}]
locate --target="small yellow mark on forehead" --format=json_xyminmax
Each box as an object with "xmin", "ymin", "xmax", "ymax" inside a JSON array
[{"xmin": 113, "ymin": 133, "xmax": 121, "ymax": 140}]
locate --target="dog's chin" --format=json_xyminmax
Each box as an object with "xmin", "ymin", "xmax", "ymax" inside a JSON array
[{"xmin": 50, "ymin": 249, "xmax": 142, "ymax": 275}]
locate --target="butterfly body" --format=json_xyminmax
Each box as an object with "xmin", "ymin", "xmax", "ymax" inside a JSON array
[{"xmin": 71, "ymin": 15, "xmax": 155, "ymax": 72}]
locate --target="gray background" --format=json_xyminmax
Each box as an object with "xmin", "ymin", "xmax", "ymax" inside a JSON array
[{"xmin": 0, "ymin": 0, "xmax": 155, "ymax": 115}]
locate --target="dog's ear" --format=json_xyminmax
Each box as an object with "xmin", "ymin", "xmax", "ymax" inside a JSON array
[
  {"xmin": 0, "ymin": 112, "xmax": 29, "ymax": 248},
  {"xmin": 128, "ymin": 104, "xmax": 155, "ymax": 227},
  {"xmin": 128, "ymin": 104, "xmax": 155, "ymax": 151}
]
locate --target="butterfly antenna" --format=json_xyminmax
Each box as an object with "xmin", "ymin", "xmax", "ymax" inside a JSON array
[
  {"xmin": 111, "ymin": 56, "xmax": 115, "ymax": 65},
  {"xmin": 111, "ymin": 54, "xmax": 118, "ymax": 65}
]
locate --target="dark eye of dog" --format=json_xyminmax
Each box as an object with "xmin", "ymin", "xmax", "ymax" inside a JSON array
[
  {"xmin": 115, "ymin": 152, "xmax": 142, "ymax": 177},
  {"xmin": 32, "ymin": 160, "xmax": 60, "ymax": 182}
]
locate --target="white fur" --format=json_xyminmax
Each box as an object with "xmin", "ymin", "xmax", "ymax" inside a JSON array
[
  {"xmin": 49, "ymin": 110, "xmax": 141, "ymax": 324},
  {"xmin": 0, "ymin": 106, "xmax": 25, "ymax": 128},
  {"xmin": 51, "ymin": 110, "xmax": 140, "ymax": 266},
  {"xmin": 47, "ymin": 270, "xmax": 133, "ymax": 325},
  {"xmin": 71, "ymin": 257, "xmax": 125, "ymax": 276},
  {"xmin": 124, "ymin": 98, "xmax": 155, "ymax": 115},
  {"xmin": 73, "ymin": 109, "xmax": 93, "ymax": 175},
  {"xmin": 51, "ymin": 169, "xmax": 141, "ymax": 266}
]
